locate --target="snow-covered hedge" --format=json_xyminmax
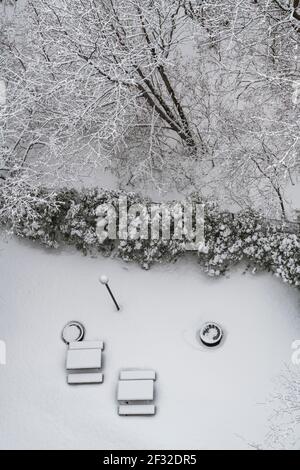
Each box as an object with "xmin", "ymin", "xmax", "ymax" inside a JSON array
[{"xmin": 1, "ymin": 187, "xmax": 299, "ymax": 289}]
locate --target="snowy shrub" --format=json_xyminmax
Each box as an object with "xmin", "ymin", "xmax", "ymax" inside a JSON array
[
  {"xmin": 1, "ymin": 186, "xmax": 299, "ymax": 289},
  {"xmin": 0, "ymin": 185, "xmax": 63, "ymax": 248}
]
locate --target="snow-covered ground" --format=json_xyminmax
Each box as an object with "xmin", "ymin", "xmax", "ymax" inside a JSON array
[{"xmin": 0, "ymin": 236, "xmax": 299, "ymax": 449}]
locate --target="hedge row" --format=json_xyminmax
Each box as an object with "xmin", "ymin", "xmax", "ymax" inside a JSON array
[{"xmin": 1, "ymin": 187, "xmax": 299, "ymax": 288}]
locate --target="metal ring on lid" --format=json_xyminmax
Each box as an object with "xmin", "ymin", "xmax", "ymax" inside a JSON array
[
  {"xmin": 61, "ymin": 321, "xmax": 85, "ymax": 344},
  {"xmin": 199, "ymin": 322, "xmax": 223, "ymax": 347}
]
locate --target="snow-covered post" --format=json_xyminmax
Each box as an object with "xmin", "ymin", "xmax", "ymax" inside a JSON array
[{"xmin": 99, "ymin": 275, "xmax": 120, "ymax": 311}]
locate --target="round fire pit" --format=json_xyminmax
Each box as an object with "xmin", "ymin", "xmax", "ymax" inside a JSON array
[
  {"xmin": 61, "ymin": 321, "xmax": 85, "ymax": 344},
  {"xmin": 199, "ymin": 322, "xmax": 223, "ymax": 347}
]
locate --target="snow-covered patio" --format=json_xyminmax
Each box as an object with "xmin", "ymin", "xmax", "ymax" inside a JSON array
[{"xmin": 0, "ymin": 236, "xmax": 299, "ymax": 449}]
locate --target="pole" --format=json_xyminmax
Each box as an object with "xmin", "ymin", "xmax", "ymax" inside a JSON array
[
  {"xmin": 99, "ymin": 275, "xmax": 120, "ymax": 311},
  {"xmin": 105, "ymin": 284, "xmax": 120, "ymax": 311}
]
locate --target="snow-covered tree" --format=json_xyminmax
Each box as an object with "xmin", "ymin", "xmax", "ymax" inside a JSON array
[
  {"xmin": 0, "ymin": 0, "xmax": 299, "ymax": 216},
  {"xmin": 262, "ymin": 365, "xmax": 300, "ymax": 449}
]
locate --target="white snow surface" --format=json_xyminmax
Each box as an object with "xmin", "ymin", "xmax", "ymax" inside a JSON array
[{"xmin": 0, "ymin": 236, "xmax": 300, "ymax": 450}]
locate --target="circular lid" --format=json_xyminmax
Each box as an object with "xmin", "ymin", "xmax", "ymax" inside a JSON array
[
  {"xmin": 199, "ymin": 322, "xmax": 223, "ymax": 347},
  {"xmin": 62, "ymin": 321, "xmax": 85, "ymax": 344}
]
